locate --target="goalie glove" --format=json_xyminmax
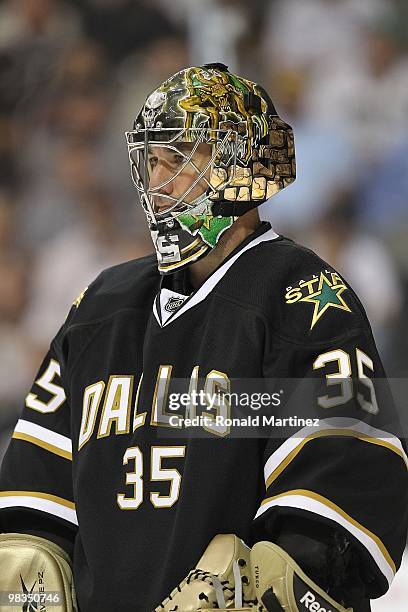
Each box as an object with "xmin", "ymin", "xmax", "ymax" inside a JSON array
[
  {"xmin": 155, "ymin": 535, "xmax": 353, "ymax": 611},
  {"xmin": 251, "ymin": 540, "xmax": 353, "ymax": 612},
  {"xmin": 155, "ymin": 534, "xmax": 257, "ymax": 611},
  {"xmin": 0, "ymin": 532, "xmax": 77, "ymax": 611}
]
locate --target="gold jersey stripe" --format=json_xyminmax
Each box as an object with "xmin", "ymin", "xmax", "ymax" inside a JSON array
[
  {"xmin": 160, "ymin": 245, "xmax": 208, "ymax": 271},
  {"xmin": 0, "ymin": 491, "xmax": 75, "ymax": 510},
  {"xmin": 261, "ymin": 488, "xmax": 396, "ymax": 575},
  {"xmin": 181, "ymin": 238, "xmax": 201, "ymax": 254},
  {"xmin": 12, "ymin": 432, "xmax": 72, "ymax": 461},
  {"xmin": 266, "ymin": 429, "xmax": 408, "ymax": 490}
]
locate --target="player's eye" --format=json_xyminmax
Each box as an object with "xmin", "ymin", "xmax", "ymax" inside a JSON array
[
  {"xmin": 173, "ymin": 153, "xmax": 185, "ymax": 167},
  {"xmin": 148, "ymin": 156, "xmax": 158, "ymax": 169}
]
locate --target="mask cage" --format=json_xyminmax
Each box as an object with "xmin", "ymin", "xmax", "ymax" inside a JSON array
[{"xmin": 125, "ymin": 127, "xmax": 243, "ymax": 226}]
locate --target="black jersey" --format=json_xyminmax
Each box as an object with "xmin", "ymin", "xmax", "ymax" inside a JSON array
[{"xmin": 1, "ymin": 223, "xmax": 407, "ymax": 611}]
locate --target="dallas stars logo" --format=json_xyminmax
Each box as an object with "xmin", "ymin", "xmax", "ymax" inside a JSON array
[
  {"xmin": 178, "ymin": 213, "xmax": 234, "ymax": 247},
  {"xmin": 285, "ymin": 270, "xmax": 351, "ymax": 330}
]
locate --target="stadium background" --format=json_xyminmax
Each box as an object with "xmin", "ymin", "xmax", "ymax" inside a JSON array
[{"xmin": 0, "ymin": 0, "xmax": 407, "ymax": 608}]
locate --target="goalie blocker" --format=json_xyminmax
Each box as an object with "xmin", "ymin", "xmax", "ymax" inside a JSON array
[
  {"xmin": 156, "ymin": 534, "xmax": 351, "ymax": 611},
  {"xmin": 0, "ymin": 533, "xmax": 77, "ymax": 612}
]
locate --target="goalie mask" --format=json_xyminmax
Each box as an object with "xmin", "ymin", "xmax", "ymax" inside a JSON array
[{"xmin": 126, "ymin": 63, "xmax": 295, "ymax": 274}]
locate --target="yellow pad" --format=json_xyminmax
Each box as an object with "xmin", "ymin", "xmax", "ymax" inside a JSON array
[{"xmin": 0, "ymin": 533, "xmax": 77, "ymax": 611}]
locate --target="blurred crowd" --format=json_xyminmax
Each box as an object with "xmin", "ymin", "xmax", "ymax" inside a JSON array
[{"xmin": 1, "ymin": 0, "xmax": 408, "ymax": 440}]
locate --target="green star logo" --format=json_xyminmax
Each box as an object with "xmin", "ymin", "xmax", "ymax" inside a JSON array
[
  {"xmin": 300, "ymin": 271, "xmax": 351, "ymax": 329},
  {"xmin": 190, "ymin": 214, "xmax": 212, "ymax": 230},
  {"xmin": 178, "ymin": 214, "xmax": 234, "ymax": 247}
]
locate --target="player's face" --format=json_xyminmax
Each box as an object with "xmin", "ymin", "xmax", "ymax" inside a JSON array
[{"xmin": 147, "ymin": 143, "xmax": 211, "ymax": 214}]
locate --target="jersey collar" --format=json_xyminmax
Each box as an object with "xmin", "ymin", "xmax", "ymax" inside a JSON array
[{"xmin": 153, "ymin": 222, "xmax": 279, "ymax": 328}]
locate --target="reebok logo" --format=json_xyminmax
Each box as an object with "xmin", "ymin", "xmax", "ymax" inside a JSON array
[{"xmin": 300, "ymin": 591, "xmax": 332, "ymax": 612}]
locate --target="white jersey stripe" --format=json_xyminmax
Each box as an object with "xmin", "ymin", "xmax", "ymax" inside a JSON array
[
  {"xmin": 0, "ymin": 493, "xmax": 78, "ymax": 526},
  {"xmin": 13, "ymin": 419, "xmax": 72, "ymax": 458},
  {"xmin": 264, "ymin": 417, "xmax": 408, "ymax": 488},
  {"xmin": 254, "ymin": 490, "xmax": 395, "ymax": 587}
]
